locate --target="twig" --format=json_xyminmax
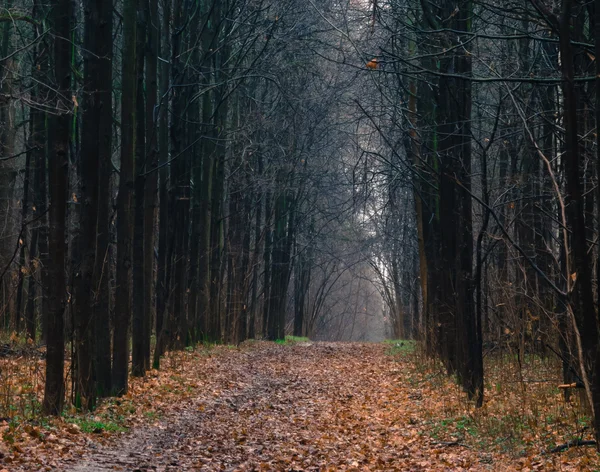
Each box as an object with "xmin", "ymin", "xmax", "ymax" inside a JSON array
[
  {"xmin": 431, "ymin": 440, "xmax": 471, "ymax": 448},
  {"xmin": 0, "ymin": 208, "xmax": 49, "ymax": 282},
  {"xmin": 558, "ymin": 382, "xmax": 584, "ymax": 389},
  {"xmin": 547, "ymin": 439, "xmax": 597, "ymax": 453}
]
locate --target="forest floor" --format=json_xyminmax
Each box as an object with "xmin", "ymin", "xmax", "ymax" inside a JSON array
[{"xmin": 0, "ymin": 340, "xmax": 598, "ymax": 471}]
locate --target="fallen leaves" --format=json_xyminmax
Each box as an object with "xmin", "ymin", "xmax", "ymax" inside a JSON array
[{"xmin": 0, "ymin": 342, "xmax": 597, "ymax": 470}]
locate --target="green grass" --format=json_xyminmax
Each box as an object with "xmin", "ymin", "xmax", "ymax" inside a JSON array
[
  {"xmin": 428, "ymin": 413, "xmax": 534, "ymax": 452},
  {"xmin": 66, "ymin": 415, "xmax": 127, "ymax": 434},
  {"xmin": 275, "ymin": 336, "xmax": 310, "ymax": 345},
  {"xmin": 384, "ymin": 339, "xmax": 416, "ymax": 356},
  {"xmin": 144, "ymin": 411, "xmax": 160, "ymax": 420},
  {"xmin": 430, "ymin": 415, "xmax": 478, "ymax": 440}
]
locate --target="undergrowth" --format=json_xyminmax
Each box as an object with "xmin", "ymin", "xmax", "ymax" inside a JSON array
[
  {"xmin": 65, "ymin": 415, "xmax": 127, "ymax": 434},
  {"xmin": 275, "ymin": 336, "xmax": 310, "ymax": 345},
  {"xmin": 387, "ymin": 340, "xmax": 594, "ymax": 457},
  {"xmin": 384, "ymin": 339, "xmax": 416, "ymax": 356}
]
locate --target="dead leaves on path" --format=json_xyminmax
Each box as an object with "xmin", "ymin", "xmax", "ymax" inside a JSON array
[{"xmin": 0, "ymin": 342, "xmax": 598, "ymax": 470}]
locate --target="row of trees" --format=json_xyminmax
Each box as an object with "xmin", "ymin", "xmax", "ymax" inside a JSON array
[
  {"xmin": 0, "ymin": 0, "xmax": 386, "ymax": 415},
  {"xmin": 351, "ymin": 0, "xmax": 600, "ymax": 447}
]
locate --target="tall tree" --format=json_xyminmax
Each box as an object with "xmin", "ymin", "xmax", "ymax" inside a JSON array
[
  {"xmin": 113, "ymin": 0, "xmax": 137, "ymax": 395},
  {"xmin": 25, "ymin": 3, "xmax": 48, "ymax": 341},
  {"xmin": 132, "ymin": 0, "xmax": 147, "ymax": 377},
  {"xmin": 154, "ymin": 0, "xmax": 171, "ymax": 369},
  {"xmin": 73, "ymin": 0, "xmax": 114, "ymax": 410},
  {"xmin": 43, "ymin": 0, "xmax": 72, "ymax": 415},
  {"xmin": 143, "ymin": 0, "xmax": 159, "ymax": 371},
  {"xmin": 91, "ymin": 0, "xmax": 114, "ymax": 398}
]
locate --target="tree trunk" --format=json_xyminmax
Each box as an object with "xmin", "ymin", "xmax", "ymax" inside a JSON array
[
  {"xmin": 262, "ymin": 190, "xmax": 272, "ymax": 338},
  {"xmin": 132, "ymin": 0, "xmax": 147, "ymax": 377},
  {"xmin": 186, "ymin": 7, "xmax": 204, "ymax": 345},
  {"xmin": 113, "ymin": 0, "xmax": 137, "ymax": 395},
  {"xmin": 169, "ymin": 0, "xmax": 190, "ymax": 349},
  {"xmin": 43, "ymin": 0, "xmax": 72, "ymax": 415},
  {"xmin": 238, "ymin": 185, "xmax": 252, "ymax": 344},
  {"xmin": 208, "ymin": 103, "xmax": 227, "ymax": 342},
  {"xmin": 25, "ymin": 228, "xmax": 38, "ymax": 342},
  {"xmin": 91, "ymin": 0, "xmax": 114, "ymax": 397},
  {"xmin": 293, "ymin": 248, "xmax": 310, "ymax": 338},
  {"xmin": 267, "ymin": 187, "xmax": 295, "ymax": 341},
  {"xmin": 15, "ymin": 134, "xmax": 32, "ymax": 335},
  {"xmin": 29, "ymin": 0, "xmax": 49, "ymax": 344},
  {"xmin": 73, "ymin": 0, "xmax": 114, "ymax": 410},
  {"xmin": 196, "ymin": 89, "xmax": 214, "ymax": 343},
  {"xmin": 0, "ymin": 0, "xmax": 17, "ymax": 291},
  {"xmin": 249, "ymin": 152, "xmax": 263, "ymax": 340},
  {"xmin": 153, "ymin": 0, "xmax": 170, "ymax": 369},
  {"xmin": 555, "ymin": 0, "xmax": 600, "ymax": 445},
  {"xmin": 142, "ymin": 0, "xmax": 159, "ymax": 370}
]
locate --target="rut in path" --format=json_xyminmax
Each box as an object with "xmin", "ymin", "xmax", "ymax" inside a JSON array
[{"xmin": 56, "ymin": 342, "xmax": 494, "ymax": 471}]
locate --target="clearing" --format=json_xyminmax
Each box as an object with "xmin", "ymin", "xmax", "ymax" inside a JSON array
[{"xmin": 3, "ymin": 341, "xmax": 598, "ymax": 471}]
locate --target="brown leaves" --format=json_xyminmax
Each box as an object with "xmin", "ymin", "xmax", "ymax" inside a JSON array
[{"xmin": 1, "ymin": 342, "xmax": 598, "ymax": 470}]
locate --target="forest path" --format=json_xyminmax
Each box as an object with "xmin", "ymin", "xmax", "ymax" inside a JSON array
[{"xmin": 56, "ymin": 342, "xmax": 497, "ymax": 471}]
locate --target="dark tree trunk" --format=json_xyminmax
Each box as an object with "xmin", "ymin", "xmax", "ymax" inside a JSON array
[
  {"xmin": 208, "ymin": 101, "xmax": 226, "ymax": 342},
  {"xmin": 153, "ymin": 0, "xmax": 170, "ymax": 369},
  {"xmin": 29, "ymin": 0, "xmax": 49, "ymax": 343},
  {"xmin": 186, "ymin": 7, "xmax": 204, "ymax": 345},
  {"xmin": 25, "ymin": 228, "xmax": 39, "ymax": 342},
  {"xmin": 113, "ymin": 0, "xmax": 137, "ymax": 395},
  {"xmin": 0, "ymin": 1, "xmax": 17, "ymax": 296},
  {"xmin": 595, "ymin": 0, "xmax": 600, "ymax": 443},
  {"xmin": 249, "ymin": 158, "xmax": 262, "ymax": 340},
  {"xmin": 238, "ymin": 178, "xmax": 252, "ymax": 344},
  {"xmin": 554, "ymin": 0, "xmax": 600, "ymax": 445},
  {"xmin": 293, "ymin": 249, "xmax": 310, "ymax": 338},
  {"xmin": 43, "ymin": 0, "xmax": 72, "ymax": 415},
  {"xmin": 420, "ymin": 0, "xmax": 481, "ymax": 401},
  {"xmin": 262, "ymin": 190, "xmax": 272, "ymax": 338},
  {"xmin": 267, "ymin": 187, "xmax": 295, "ymax": 341},
  {"xmin": 15, "ymin": 132, "xmax": 32, "ymax": 335},
  {"xmin": 143, "ymin": 0, "xmax": 159, "ymax": 370},
  {"xmin": 169, "ymin": 0, "xmax": 190, "ymax": 349},
  {"xmin": 73, "ymin": 0, "xmax": 114, "ymax": 410},
  {"xmin": 132, "ymin": 0, "xmax": 147, "ymax": 378},
  {"xmin": 391, "ymin": 255, "xmax": 404, "ymax": 340},
  {"xmin": 91, "ymin": 0, "xmax": 114, "ymax": 397},
  {"xmin": 195, "ymin": 86, "xmax": 215, "ymax": 343},
  {"xmin": 208, "ymin": 147, "xmax": 225, "ymax": 342}
]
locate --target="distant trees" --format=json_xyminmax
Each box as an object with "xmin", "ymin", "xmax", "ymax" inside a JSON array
[{"xmin": 0, "ymin": 0, "xmax": 384, "ymax": 417}]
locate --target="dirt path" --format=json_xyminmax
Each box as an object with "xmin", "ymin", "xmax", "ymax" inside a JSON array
[{"xmin": 52, "ymin": 342, "xmax": 497, "ymax": 471}]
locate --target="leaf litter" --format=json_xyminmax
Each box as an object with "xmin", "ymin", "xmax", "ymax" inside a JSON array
[{"xmin": 0, "ymin": 342, "xmax": 597, "ymax": 470}]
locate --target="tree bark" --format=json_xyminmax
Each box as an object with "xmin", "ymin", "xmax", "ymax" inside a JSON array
[
  {"xmin": 132, "ymin": 0, "xmax": 147, "ymax": 377},
  {"xmin": 73, "ymin": 0, "xmax": 114, "ymax": 409},
  {"xmin": 143, "ymin": 0, "xmax": 159, "ymax": 370},
  {"xmin": 153, "ymin": 0, "xmax": 170, "ymax": 369},
  {"xmin": 43, "ymin": 0, "xmax": 72, "ymax": 415},
  {"xmin": 113, "ymin": 0, "xmax": 137, "ymax": 395},
  {"xmin": 91, "ymin": 0, "xmax": 114, "ymax": 397}
]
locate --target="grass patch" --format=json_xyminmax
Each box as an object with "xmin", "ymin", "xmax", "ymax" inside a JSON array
[
  {"xmin": 384, "ymin": 339, "xmax": 416, "ymax": 356},
  {"xmin": 430, "ymin": 415, "xmax": 478, "ymax": 440},
  {"xmin": 275, "ymin": 336, "xmax": 310, "ymax": 345},
  {"xmin": 66, "ymin": 415, "xmax": 127, "ymax": 434},
  {"xmin": 402, "ymin": 348, "xmax": 595, "ymax": 457},
  {"xmin": 144, "ymin": 411, "xmax": 160, "ymax": 420}
]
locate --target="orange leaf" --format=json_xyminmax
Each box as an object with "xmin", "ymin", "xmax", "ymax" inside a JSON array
[{"xmin": 366, "ymin": 58, "xmax": 378, "ymax": 70}]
